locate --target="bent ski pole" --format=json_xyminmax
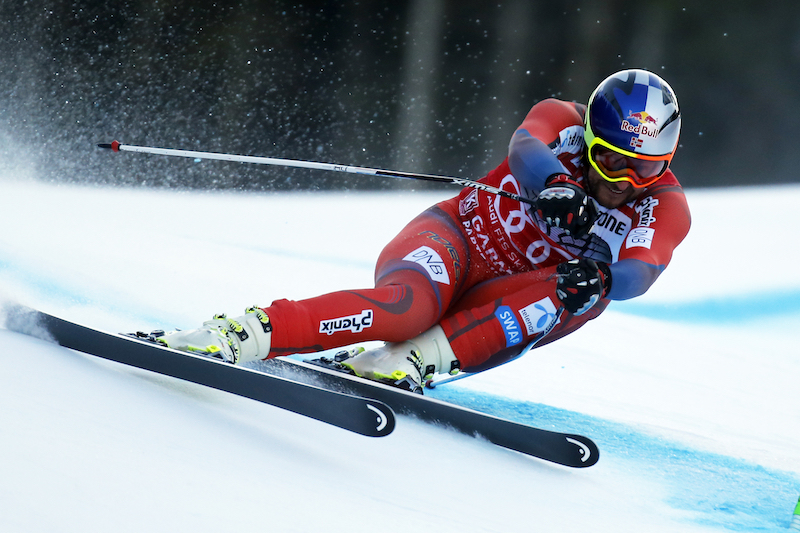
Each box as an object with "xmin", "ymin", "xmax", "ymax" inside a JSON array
[{"xmin": 98, "ymin": 140, "xmax": 536, "ymax": 206}]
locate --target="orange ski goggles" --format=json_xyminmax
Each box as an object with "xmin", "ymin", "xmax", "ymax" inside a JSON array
[{"xmin": 587, "ymin": 137, "xmax": 673, "ymax": 189}]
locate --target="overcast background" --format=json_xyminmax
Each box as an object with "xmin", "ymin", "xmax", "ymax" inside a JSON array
[{"xmin": 1, "ymin": 1, "xmax": 796, "ymax": 191}]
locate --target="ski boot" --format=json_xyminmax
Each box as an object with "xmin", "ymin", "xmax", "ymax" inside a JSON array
[
  {"xmin": 307, "ymin": 325, "xmax": 461, "ymax": 394},
  {"xmin": 149, "ymin": 307, "xmax": 272, "ymax": 364}
]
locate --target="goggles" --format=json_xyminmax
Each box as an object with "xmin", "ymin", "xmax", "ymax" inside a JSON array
[{"xmin": 587, "ymin": 136, "xmax": 672, "ymax": 189}]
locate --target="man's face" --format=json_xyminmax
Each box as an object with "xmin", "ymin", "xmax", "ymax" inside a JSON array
[{"xmin": 584, "ymin": 164, "xmax": 642, "ymax": 209}]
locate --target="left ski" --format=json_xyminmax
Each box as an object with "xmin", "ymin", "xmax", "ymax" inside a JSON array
[
  {"xmin": 261, "ymin": 356, "xmax": 599, "ymax": 468},
  {"xmin": 3, "ymin": 305, "xmax": 395, "ymax": 438}
]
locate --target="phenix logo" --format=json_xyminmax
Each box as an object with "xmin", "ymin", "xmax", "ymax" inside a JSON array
[
  {"xmin": 319, "ymin": 309, "xmax": 374, "ymax": 335},
  {"xmin": 621, "ymin": 110, "xmax": 659, "ymax": 139}
]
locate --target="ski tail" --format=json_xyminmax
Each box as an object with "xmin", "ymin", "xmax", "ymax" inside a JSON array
[{"xmin": 4, "ymin": 305, "xmax": 395, "ymax": 437}]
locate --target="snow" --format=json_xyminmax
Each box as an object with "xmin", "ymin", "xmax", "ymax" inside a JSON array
[{"xmin": 0, "ymin": 177, "xmax": 798, "ymax": 532}]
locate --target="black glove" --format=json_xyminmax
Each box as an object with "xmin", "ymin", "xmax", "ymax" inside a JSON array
[
  {"xmin": 536, "ymin": 174, "xmax": 598, "ymax": 239},
  {"xmin": 555, "ymin": 258, "xmax": 611, "ymax": 316}
]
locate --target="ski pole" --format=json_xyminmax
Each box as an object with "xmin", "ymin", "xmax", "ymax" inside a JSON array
[{"xmin": 97, "ymin": 140, "xmax": 536, "ymax": 206}]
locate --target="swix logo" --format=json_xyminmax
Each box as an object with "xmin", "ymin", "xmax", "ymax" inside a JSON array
[
  {"xmin": 494, "ymin": 306, "xmax": 522, "ymax": 347},
  {"xmin": 621, "ymin": 110, "xmax": 659, "ymax": 139},
  {"xmin": 319, "ymin": 309, "xmax": 373, "ymax": 335}
]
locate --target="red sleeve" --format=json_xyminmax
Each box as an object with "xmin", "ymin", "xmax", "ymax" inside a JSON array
[
  {"xmin": 515, "ymin": 98, "xmax": 585, "ymax": 145},
  {"xmin": 619, "ymin": 171, "xmax": 691, "ymax": 269},
  {"xmin": 606, "ymin": 171, "xmax": 691, "ymax": 299},
  {"xmin": 507, "ymin": 99, "xmax": 588, "ymax": 189}
]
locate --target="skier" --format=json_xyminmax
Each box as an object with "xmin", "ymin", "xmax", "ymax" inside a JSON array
[{"xmin": 159, "ymin": 68, "xmax": 691, "ymax": 392}]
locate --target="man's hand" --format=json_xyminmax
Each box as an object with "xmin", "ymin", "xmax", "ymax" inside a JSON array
[
  {"xmin": 556, "ymin": 258, "xmax": 611, "ymax": 315},
  {"xmin": 536, "ymin": 174, "xmax": 598, "ymax": 238}
]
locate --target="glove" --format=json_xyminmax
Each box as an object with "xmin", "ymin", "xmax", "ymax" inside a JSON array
[
  {"xmin": 555, "ymin": 258, "xmax": 611, "ymax": 316},
  {"xmin": 536, "ymin": 174, "xmax": 598, "ymax": 238},
  {"xmin": 156, "ymin": 307, "xmax": 273, "ymax": 364}
]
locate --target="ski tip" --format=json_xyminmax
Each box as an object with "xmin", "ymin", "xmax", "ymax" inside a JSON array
[
  {"xmin": 565, "ymin": 435, "xmax": 600, "ymax": 467},
  {"xmin": 97, "ymin": 140, "xmax": 121, "ymax": 152},
  {"xmin": 366, "ymin": 402, "xmax": 396, "ymax": 437}
]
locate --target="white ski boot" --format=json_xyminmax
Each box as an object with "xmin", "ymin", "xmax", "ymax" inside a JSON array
[
  {"xmin": 330, "ymin": 325, "xmax": 461, "ymax": 393},
  {"xmin": 156, "ymin": 307, "xmax": 272, "ymax": 364}
]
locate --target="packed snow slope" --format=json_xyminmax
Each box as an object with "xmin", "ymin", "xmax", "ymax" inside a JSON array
[{"xmin": 0, "ymin": 177, "xmax": 798, "ymax": 533}]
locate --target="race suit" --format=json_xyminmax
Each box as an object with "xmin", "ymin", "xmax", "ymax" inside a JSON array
[{"xmin": 263, "ymin": 98, "xmax": 691, "ymax": 372}]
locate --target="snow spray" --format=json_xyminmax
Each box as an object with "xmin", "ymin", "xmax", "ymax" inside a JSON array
[{"xmin": 791, "ymin": 494, "xmax": 800, "ymax": 531}]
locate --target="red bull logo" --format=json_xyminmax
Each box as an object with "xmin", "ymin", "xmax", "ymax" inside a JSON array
[
  {"xmin": 621, "ymin": 110, "xmax": 659, "ymax": 139},
  {"xmin": 627, "ymin": 111, "xmax": 659, "ymax": 126}
]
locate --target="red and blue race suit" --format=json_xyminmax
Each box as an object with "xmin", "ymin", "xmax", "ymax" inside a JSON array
[{"xmin": 264, "ymin": 98, "xmax": 691, "ymax": 371}]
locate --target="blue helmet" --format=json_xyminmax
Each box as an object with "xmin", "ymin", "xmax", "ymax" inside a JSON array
[{"xmin": 584, "ymin": 69, "xmax": 680, "ymax": 188}]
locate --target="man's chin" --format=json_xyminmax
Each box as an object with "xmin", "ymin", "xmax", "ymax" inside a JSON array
[
  {"xmin": 589, "ymin": 179, "xmax": 638, "ymax": 209},
  {"xmin": 600, "ymin": 189, "xmax": 635, "ymax": 208}
]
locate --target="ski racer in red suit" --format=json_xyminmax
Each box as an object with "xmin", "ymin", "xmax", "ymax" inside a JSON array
[{"xmin": 160, "ymin": 69, "xmax": 691, "ymax": 393}]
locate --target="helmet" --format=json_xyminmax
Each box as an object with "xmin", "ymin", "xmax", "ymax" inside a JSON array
[{"xmin": 584, "ymin": 69, "xmax": 681, "ymax": 188}]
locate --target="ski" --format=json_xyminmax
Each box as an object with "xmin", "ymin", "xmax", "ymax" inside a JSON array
[
  {"xmin": 3, "ymin": 305, "xmax": 395, "ymax": 438},
  {"xmin": 4, "ymin": 305, "xmax": 598, "ymax": 466},
  {"xmin": 260, "ymin": 356, "xmax": 599, "ymax": 468}
]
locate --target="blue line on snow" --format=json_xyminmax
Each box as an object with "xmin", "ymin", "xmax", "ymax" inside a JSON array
[
  {"xmin": 427, "ymin": 387, "xmax": 800, "ymax": 532},
  {"xmin": 5, "ymin": 251, "xmax": 799, "ymax": 529},
  {"xmin": 240, "ymin": 245, "xmax": 375, "ymax": 271},
  {"xmin": 611, "ymin": 289, "xmax": 800, "ymax": 323},
  {"xmin": 0, "ymin": 256, "xmax": 176, "ymax": 327},
  {"xmin": 0, "ymin": 257, "xmax": 92, "ymax": 306}
]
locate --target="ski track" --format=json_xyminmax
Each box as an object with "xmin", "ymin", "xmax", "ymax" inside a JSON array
[
  {"xmin": 614, "ymin": 290, "xmax": 800, "ymax": 324},
  {"xmin": 428, "ymin": 387, "xmax": 800, "ymax": 532},
  {"xmin": 0, "ymin": 181, "xmax": 799, "ymax": 532}
]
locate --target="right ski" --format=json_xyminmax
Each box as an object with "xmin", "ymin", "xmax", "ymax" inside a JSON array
[{"xmin": 261, "ymin": 357, "xmax": 599, "ymax": 468}]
